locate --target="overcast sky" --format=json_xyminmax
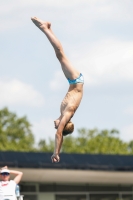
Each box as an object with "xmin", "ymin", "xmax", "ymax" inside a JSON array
[{"xmin": 0, "ymin": 0, "xmax": 133, "ymax": 144}]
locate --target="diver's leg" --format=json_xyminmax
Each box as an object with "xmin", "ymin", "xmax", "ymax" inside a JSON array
[{"xmin": 31, "ymin": 17, "xmax": 80, "ymax": 80}]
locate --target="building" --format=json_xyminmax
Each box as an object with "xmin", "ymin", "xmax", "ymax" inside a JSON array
[{"xmin": 0, "ymin": 151, "xmax": 133, "ymax": 200}]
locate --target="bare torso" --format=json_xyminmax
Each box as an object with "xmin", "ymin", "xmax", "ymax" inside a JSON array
[{"xmin": 60, "ymin": 83, "xmax": 83, "ymax": 119}]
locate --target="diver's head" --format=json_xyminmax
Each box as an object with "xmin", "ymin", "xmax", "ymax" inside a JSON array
[{"xmin": 63, "ymin": 121, "xmax": 74, "ymax": 136}]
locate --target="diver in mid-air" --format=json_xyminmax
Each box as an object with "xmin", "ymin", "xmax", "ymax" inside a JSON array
[{"xmin": 31, "ymin": 17, "xmax": 84, "ymax": 163}]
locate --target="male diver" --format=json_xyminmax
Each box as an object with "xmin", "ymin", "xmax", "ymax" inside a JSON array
[{"xmin": 31, "ymin": 17, "xmax": 84, "ymax": 163}]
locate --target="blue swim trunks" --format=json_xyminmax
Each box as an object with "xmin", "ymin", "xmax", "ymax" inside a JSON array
[{"xmin": 67, "ymin": 73, "xmax": 84, "ymax": 84}]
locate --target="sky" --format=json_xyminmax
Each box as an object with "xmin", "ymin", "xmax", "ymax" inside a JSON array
[{"xmin": 0, "ymin": 0, "xmax": 133, "ymax": 145}]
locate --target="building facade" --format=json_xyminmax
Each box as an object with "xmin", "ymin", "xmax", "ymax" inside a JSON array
[{"xmin": 0, "ymin": 152, "xmax": 133, "ymax": 200}]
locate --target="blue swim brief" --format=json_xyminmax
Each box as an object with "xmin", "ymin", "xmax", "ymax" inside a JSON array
[{"xmin": 67, "ymin": 73, "xmax": 84, "ymax": 85}]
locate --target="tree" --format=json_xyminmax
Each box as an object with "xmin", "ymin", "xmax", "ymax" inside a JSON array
[
  {"xmin": 128, "ymin": 140, "xmax": 133, "ymax": 154},
  {"xmin": 38, "ymin": 139, "xmax": 54, "ymax": 152},
  {"xmin": 1, "ymin": 107, "xmax": 130, "ymax": 155},
  {"xmin": 61, "ymin": 128, "xmax": 129, "ymax": 154},
  {"xmin": 0, "ymin": 107, "xmax": 35, "ymax": 151}
]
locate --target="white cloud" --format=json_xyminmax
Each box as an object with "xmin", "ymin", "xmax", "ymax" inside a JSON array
[
  {"xmin": 72, "ymin": 39, "xmax": 133, "ymax": 87},
  {"xmin": 1, "ymin": 0, "xmax": 132, "ymax": 20},
  {"xmin": 121, "ymin": 124, "xmax": 133, "ymax": 142},
  {"xmin": 0, "ymin": 79, "xmax": 45, "ymax": 107},
  {"xmin": 32, "ymin": 118, "xmax": 55, "ymax": 143},
  {"xmin": 0, "ymin": 0, "xmax": 133, "ymax": 31},
  {"xmin": 124, "ymin": 106, "xmax": 133, "ymax": 116},
  {"xmin": 49, "ymin": 71, "xmax": 66, "ymax": 90},
  {"xmin": 48, "ymin": 39, "xmax": 133, "ymax": 89}
]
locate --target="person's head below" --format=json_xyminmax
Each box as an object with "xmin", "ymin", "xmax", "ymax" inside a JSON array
[
  {"xmin": 63, "ymin": 121, "xmax": 74, "ymax": 136},
  {"xmin": 0, "ymin": 169, "xmax": 10, "ymax": 181}
]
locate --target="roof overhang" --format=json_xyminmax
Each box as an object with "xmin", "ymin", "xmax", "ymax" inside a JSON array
[{"xmin": 11, "ymin": 168, "xmax": 133, "ymax": 184}]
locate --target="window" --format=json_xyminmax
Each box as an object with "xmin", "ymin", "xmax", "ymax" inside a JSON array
[
  {"xmin": 20, "ymin": 185, "xmax": 36, "ymax": 192},
  {"xmin": 56, "ymin": 195, "xmax": 86, "ymax": 200},
  {"xmin": 90, "ymin": 194, "xmax": 119, "ymax": 200},
  {"xmin": 39, "ymin": 184, "xmax": 87, "ymax": 192},
  {"xmin": 121, "ymin": 195, "xmax": 133, "ymax": 200},
  {"xmin": 23, "ymin": 195, "xmax": 37, "ymax": 200},
  {"xmin": 89, "ymin": 185, "xmax": 132, "ymax": 192}
]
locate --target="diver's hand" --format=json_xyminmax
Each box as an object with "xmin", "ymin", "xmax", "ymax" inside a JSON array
[{"xmin": 51, "ymin": 153, "xmax": 60, "ymax": 163}]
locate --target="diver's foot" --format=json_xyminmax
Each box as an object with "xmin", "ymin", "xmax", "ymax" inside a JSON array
[{"xmin": 31, "ymin": 17, "xmax": 51, "ymax": 31}]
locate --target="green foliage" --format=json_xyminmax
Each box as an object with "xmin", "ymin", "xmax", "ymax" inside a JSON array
[
  {"xmin": 128, "ymin": 140, "xmax": 133, "ymax": 154},
  {"xmin": 61, "ymin": 128, "xmax": 129, "ymax": 155},
  {"xmin": 38, "ymin": 139, "xmax": 54, "ymax": 152},
  {"xmin": 37, "ymin": 128, "xmax": 133, "ymax": 155},
  {"xmin": 0, "ymin": 107, "xmax": 132, "ymax": 155},
  {"xmin": 0, "ymin": 107, "xmax": 35, "ymax": 151}
]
